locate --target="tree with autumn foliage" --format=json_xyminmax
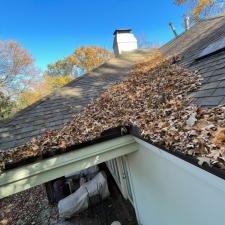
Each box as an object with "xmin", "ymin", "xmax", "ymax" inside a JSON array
[
  {"xmin": 47, "ymin": 46, "xmax": 112, "ymax": 76},
  {"xmin": 0, "ymin": 42, "xmax": 112, "ymax": 115},
  {"xmin": 66, "ymin": 46, "xmax": 112, "ymax": 73},
  {"xmin": 0, "ymin": 40, "xmax": 39, "ymax": 98},
  {"xmin": 17, "ymin": 74, "xmax": 74, "ymax": 109},
  {"xmin": 175, "ymin": 0, "xmax": 225, "ymax": 22},
  {"xmin": 47, "ymin": 58, "xmax": 77, "ymax": 77},
  {"xmin": 17, "ymin": 46, "xmax": 112, "ymax": 110},
  {"xmin": 0, "ymin": 90, "xmax": 15, "ymax": 119},
  {"xmin": 0, "ymin": 40, "xmax": 40, "ymax": 118},
  {"xmin": 17, "ymin": 78, "xmax": 51, "ymax": 109}
]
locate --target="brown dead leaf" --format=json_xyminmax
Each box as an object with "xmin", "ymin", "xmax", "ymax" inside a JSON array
[
  {"xmin": 194, "ymin": 119, "xmax": 209, "ymax": 130},
  {"xmin": 1, "ymin": 51, "xmax": 224, "ymax": 172},
  {"xmin": 212, "ymin": 127, "xmax": 225, "ymax": 146}
]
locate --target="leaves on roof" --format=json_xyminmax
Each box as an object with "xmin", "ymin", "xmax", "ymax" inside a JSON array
[{"xmin": 0, "ymin": 51, "xmax": 225, "ymax": 172}]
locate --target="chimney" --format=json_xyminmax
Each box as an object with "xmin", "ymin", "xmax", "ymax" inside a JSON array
[
  {"xmin": 169, "ymin": 22, "xmax": 178, "ymax": 37},
  {"xmin": 184, "ymin": 16, "xmax": 190, "ymax": 31},
  {"xmin": 113, "ymin": 29, "xmax": 138, "ymax": 57}
]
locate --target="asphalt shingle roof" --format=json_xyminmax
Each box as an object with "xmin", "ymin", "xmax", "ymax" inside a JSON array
[
  {"xmin": 161, "ymin": 14, "xmax": 225, "ymax": 107},
  {"xmin": 0, "ymin": 50, "xmax": 152, "ymax": 150},
  {"xmin": 1, "ymin": 14, "xmax": 225, "ymax": 151}
]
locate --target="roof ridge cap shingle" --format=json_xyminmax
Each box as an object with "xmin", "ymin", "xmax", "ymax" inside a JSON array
[
  {"xmin": 162, "ymin": 14, "xmax": 225, "ymax": 51},
  {"xmin": 160, "ymin": 20, "xmax": 203, "ymax": 52},
  {"xmin": 200, "ymin": 12, "xmax": 225, "ymax": 21}
]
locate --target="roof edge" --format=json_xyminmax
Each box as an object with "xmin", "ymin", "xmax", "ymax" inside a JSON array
[
  {"xmin": 160, "ymin": 13, "xmax": 225, "ymax": 54},
  {"xmin": 200, "ymin": 12, "xmax": 225, "ymax": 21},
  {"xmin": 2, "ymin": 125, "xmax": 225, "ymax": 181},
  {"xmin": 129, "ymin": 126, "xmax": 225, "ymax": 181}
]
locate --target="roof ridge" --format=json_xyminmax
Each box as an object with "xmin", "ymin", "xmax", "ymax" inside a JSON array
[
  {"xmin": 160, "ymin": 20, "xmax": 201, "ymax": 52},
  {"xmin": 160, "ymin": 14, "xmax": 225, "ymax": 54},
  {"xmin": 200, "ymin": 12, "xmax": 225, "ymax": 21},
  {"xmin": 162, "ymin": 13, "xmax": 225, "ymax": 51}
]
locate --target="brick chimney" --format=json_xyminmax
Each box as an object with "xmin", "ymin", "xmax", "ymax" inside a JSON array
[{"xmin": 113, "ymin": 29, "xmax": 138, "ymax": 57}]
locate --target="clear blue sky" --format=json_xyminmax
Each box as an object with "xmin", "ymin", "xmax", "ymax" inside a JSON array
[{"xmin": 0, "ymin": 0, "xmax": 187, "ymax": 71}]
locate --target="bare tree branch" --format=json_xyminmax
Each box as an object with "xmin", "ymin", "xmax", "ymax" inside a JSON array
[{"xmin": 0, "ymin": 40, "xmax": 40, "ymax": 99}]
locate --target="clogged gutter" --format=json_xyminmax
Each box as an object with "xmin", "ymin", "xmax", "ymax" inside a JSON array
[{"xmin": 0, "ymin": 51, "xmax": 225, "ymax": 173}]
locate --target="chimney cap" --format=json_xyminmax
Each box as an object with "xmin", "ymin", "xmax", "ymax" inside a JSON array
[{"xmin": 113, "ymin": 28, "xmax": 132, "ymax": 35}]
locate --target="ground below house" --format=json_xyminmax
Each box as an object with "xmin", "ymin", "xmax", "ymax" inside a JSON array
[
  {"xmin": 0, "ymin": 185, "xmax": 58, "ymax": 225},
  {"xmin": 0, "ymin": 167, "xmax": 138, "ymax": 225},
  {"xmin": 67, "ymin": 172, "xmax": 138, "ymax": 225}
]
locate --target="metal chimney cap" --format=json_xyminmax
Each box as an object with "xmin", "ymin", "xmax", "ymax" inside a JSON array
[{"xmin": 113, "ymin": 28, "xmax": 132, "ymax": 35}]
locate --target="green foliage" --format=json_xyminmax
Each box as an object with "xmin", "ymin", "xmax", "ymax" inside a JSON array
[
  {"xmin": 47, "ymin": 46, "xmax": 112, "ymax": 77},
  {"xmin": 47, "ymin": 59, "xmax": 77, "ymax": 77},
  {"xmin": 0, "ymin": 90, "xmax": 14, "ymax": 119},
  {"xmin": 67, "ymin": 46, "xmax": 113, "ymax": 73},
  {"xmin": 45, "ymin": 74, "xmax": 74, "ymax": 90}
]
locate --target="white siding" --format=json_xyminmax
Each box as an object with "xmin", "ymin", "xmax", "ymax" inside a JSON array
[
  {"xmin": 106, "ymin": 158, "xmax": 123, "ymax": 193},
  {"xmin": 127, "ymin": 139, "xmax": 225, "ymax": 225},
  {"xmin": 106, "ymin": 157, "xmax": 134, "ymax": 202}
]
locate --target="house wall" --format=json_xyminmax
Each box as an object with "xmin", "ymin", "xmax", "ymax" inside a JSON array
[
  {"xmin": 106, "ymin": 157, "xmax": 130, "ymax": 200},
  {"xmin": 126, "ymin": 138, "xmax": 225, "ymax": 225},
  {"xmin": 106, "ymin": 158, "xmax": 123, "ymax": 192}
]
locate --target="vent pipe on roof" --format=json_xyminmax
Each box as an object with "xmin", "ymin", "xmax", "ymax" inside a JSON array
[
  {"xmin": 184, "ymin": 16, "xmax": 190, "ymax": 31},
  {"xmin": 113, "ymin": 29, "xmax": 138, "ymax": 57},
  {"xmin": 169, "ymin": 21, "xmax": 178, "ymax": 38}
]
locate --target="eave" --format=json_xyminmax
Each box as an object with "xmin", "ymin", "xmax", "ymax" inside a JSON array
[
  {"xmin": 0, "ymin": 135, "xmax": 138, "ymax": 198},
  {"xmin": 1, "ymin": 126, "xmax": 225, "ymax": 199}
]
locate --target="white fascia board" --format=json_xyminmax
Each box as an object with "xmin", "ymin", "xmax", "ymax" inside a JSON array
[
  {"xmin": 134, "ymin": 137, "xmax": 225, "ymax": 193},
  {"xmin": 0, "ymin": 135, "xmax": 138, "ymax": 198}
]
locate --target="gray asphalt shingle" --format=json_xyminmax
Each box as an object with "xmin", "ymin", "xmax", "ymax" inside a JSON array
[
  {"xmin": 0, "ymin": 49, "xmax": 152, "ymax": 150},
  {"xmin": 1, "ymin": 14, "xmax": 225, "ymax": 150}
]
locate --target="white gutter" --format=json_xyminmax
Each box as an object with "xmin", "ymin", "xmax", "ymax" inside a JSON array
[
  {"xmin": 2, "ymin": 135, "xmax": 225, "ymax": 199},
  {"xmin": 0, "ymin": 135, "xmax": 138, "ymax": 198}
]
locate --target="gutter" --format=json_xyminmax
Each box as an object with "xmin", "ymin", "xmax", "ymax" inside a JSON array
[
  {"xmin": 129, "ymin": 126, "xmax": 225, "ymax": 181},
  {"xmin": 0, "ymin": 134, "xmax": 137, "ymax": 198},
  {"xmin": 2, "ymin": 125, "xmax": 225, "ymax": 181},
  {"xmin": 4, "ymin": 126, "xmax": 130, "ymax": 171}
]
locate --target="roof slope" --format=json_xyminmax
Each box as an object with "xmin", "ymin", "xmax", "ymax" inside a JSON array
[
  {"xmin": 161, "ymin": 14, "xmax": 225, "ymax": 107},
  {"xmin": 0, "ymin": 50, "xmax": 152, "ymax": 150},
  {"xmin": 2, "ymin": 53, "xmax": 225, "ymax": 175},
  {"xmin": 1, "ymin": 54, "xmax": 204, "ymax": 172},
  {"xmin": 1, "ymin": 14, "xmax": 225, "ymax": 152}
]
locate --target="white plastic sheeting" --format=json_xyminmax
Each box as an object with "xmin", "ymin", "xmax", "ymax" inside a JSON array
[
  {"xmin": 65, "ymin": 166, "xmax": 99, "ymax": 179},
  {"xmin": 58, "ymin": 171, "xmax": 110, "ymax": 218},
  {"xmin": 111, "ymin": 222, "xmax": 121, "ymax": 225},
  {"xmin": 56, "ymin": 220, "xmax": 73, "ymax": 225}
]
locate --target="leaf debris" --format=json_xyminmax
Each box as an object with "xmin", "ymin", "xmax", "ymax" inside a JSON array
[{"xmin": 0, "ymin": 51, "xmax": 225, "ymax": 172}]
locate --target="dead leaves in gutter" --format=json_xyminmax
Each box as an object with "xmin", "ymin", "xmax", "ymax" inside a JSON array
[{"xmin": 0, "ymin": 51, "xmax": 225, "ymax": 172}]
